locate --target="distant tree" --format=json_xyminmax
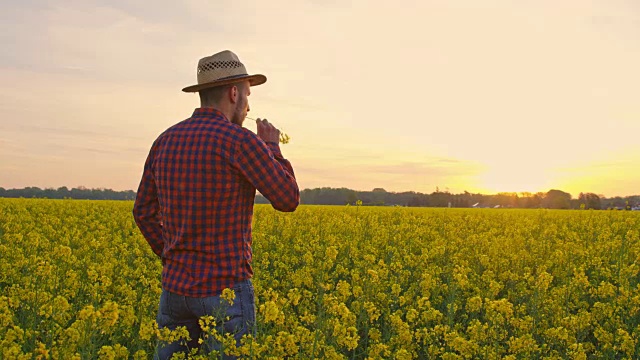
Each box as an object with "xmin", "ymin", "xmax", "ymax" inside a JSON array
[
  {"xmin": 300, "ymin": 188, "xmax": 317, "ymax": 204},
  {"xmin": 491, "ymin": 192, "xmax": 518, "ymax": 208},
  {"xmin": 578, "ymin": 192, "xmax": 601, "ymax": 210},
  {"xmin": 408, "ymin": 194, "xmax": 428, "ymax": 207},
  {"xmin": 126, "ymin": 190, "xmax": 136, "ymax": 200},
  {"xmin": 57, "ymin": 186, "xmax": 70, "ymax": 199},
  {"xmin": 430, "ymin": 190, "xmax": 451, "ymax": 208},
  {"xmin": 627, "ymin": 196, "xmax": 640, "ymax": 209},
  {"xmin": 450, "ymin": 192, "xmax": 471, "ymax": 207},
  {"xmin": 371, "ymin": 188, "xmax": 387, "ymax": 205},
  {"xmin": 346, "ymin": 191, "xmax": 358, "ymax": 205},
  {"xmin": 543, "ymin": 189, "xmax": 572, "ymax": 209},
  {"xmin": 601, "ymin": 196, "xmax": 627, "ymax": 209},
  {"xmin": 22, "ymin": 187, "xmax": 43, "ymax": 198},
  {"xmin": 0, "ymin": 186, "xmax": 140, "ymax": 200},
  {"xmin": 518, "ymin": 192, "xmax": 544, "ymax": 208}
]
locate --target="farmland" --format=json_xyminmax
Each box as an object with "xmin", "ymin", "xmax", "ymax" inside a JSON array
[{"xmin": 1, "ymin": 198, "xmax": 639, "ymax": 359}]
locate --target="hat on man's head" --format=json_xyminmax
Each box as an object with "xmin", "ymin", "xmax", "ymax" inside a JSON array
[{"xmin": 182, "ymin": 50, "xmax": 267, "ymax": 92}]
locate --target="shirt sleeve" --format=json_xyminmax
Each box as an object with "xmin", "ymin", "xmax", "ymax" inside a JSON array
[
  {"xmin": 132, "ymin": 144, "xmax": 164, "ymax": 256},
  {"xmin": 234, "ymin": 134, "xmax": 300, "ymax": 212}
]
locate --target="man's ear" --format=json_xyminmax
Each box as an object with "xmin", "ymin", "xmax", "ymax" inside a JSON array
[{"xmin": 229, "ymin": 85, "xmax": 238, "ymax": 103}]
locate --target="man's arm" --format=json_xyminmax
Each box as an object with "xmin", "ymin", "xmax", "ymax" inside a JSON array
[
  {"xmin": 235, "ymin": 125, "xmax": 299, "ymax": 212},
  {"xmin": 132, "ymin": 146, "xmax": 164, "ymax": 256}
]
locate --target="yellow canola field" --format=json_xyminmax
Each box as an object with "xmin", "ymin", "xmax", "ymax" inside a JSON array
[{"xmin": 1, "ymin": 198, "xmax": 640, "ymax": 359}]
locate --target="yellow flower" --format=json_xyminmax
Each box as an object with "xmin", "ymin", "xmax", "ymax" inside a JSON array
[
  {"xmin": 391, "ymin": 283, "xmax": 402, "ymax": 297},
  {"xmin": 326, "ymin": 246, "xmax": 338, "ymax": 261},
  {"xmin": 138, "ymin": 318, "xmax": 157, "ymax": 341},
  {"xmin": 333, "ymin": 323, "xmax": 360, "ymax": 350},
  {"xmin": 394, "ymin": 348, "xmax": 413, "ymax": 360},
  {"xmin": 614, "ymin": 329, "xmax": 636, "ymax": 357},
  {"xmin": 405, "ymin": 308, "xmax": 418, "ymax": 323},
  {"xmin": 275, "ymin": 331, "xmax": 299, "ymax": 356},
  {"xmin": 367, "ymin": 269, "xmax": 379, "ymax": 282},
  {"xmin": 100, "ymin": 301, "xmax": 120, "ymax": 329},
  {"xmin": 364, "ymin": 301, "xmax": 380, "ymax": 322},
  {"xmin": 98, "ymin": 345, "xmax": 115, "ymax": 360},
  {"xmin": 287, "ymin": 288, "xmax": 302, "ymax": 306},
  {"xmin": 34, "ymin": 341, "xmax": 49, "ymax": 360},
  {"xmin": 157, "ymin": 325, "xmax": 191, "ymax": 343},
  {"xmin": 132, "ymin": 350, "xmax": 147, "ymax": 360},
  {"xmin": 63, "ymin": 327, "xmax": 81, "ymax": 344},
  {"xmin": 508, "ymin": 334, "xmax": 539, "ymax": 356},
  {"xmin": 78, "ymin": 305, "xmax": 95, "ymax": 321},
  {"xmin": 535, "ymin": 271, "xmax": 554, "ymax": 292},
  {"xmin": 369, "ymin": 328, "xmax": 382, "ymax": 342},
  {"xmin": 221, "ymin": 288, "xmax": 236, "ymax": 306},
  {"xmin": 336, "ymin": 280, "xmax": 352, "ymax": 300},
  {"xmin": 367, "ymin": 343, "xmax": 390, "ymax": 358},
  {"xmin": 466, "ymin": 296, "xmax": 482, "ymax": 313},
  {"xmin": 260, "ymin": 300, "xmax": 284, "ymax": 325}
]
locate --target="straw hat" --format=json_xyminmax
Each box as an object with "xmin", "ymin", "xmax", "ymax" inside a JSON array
[{"xmin": 182, "ymin": 50, "xmax": 267, "ymax": 92}]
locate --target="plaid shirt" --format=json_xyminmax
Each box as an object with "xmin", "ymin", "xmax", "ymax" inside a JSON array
[{"xmin": 133, "ymin": 108, "xmax": 299, "ymax": 297}]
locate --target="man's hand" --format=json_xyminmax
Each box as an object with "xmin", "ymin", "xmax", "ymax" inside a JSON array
[{"xmin": 256, "ymin": 118, "xmax": 281, "ymax": 144}]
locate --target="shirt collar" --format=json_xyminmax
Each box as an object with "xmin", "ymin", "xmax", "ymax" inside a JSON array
[{"xmin": 192, "ymin": 107, "xmax": 228, "ymax": 121}]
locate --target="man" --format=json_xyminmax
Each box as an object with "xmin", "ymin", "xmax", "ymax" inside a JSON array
[{"xmin": 133, "ymin": 50, "xmax": 299, "ymax": 359}]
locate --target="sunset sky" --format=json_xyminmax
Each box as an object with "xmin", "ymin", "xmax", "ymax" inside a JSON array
[{"xmin": 1, "ymin": 0, "xmax": 639, "ymax": 197}]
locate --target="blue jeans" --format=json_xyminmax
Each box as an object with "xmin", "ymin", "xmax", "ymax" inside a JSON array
[{"xmin": 154, "ymin": 279, "xmax": 256, "ymax": 360}]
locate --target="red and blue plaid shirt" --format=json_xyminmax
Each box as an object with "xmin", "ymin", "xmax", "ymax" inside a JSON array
[{"xmin": 133, "ymin": 108, "xmax": 299, "ymax": 297}]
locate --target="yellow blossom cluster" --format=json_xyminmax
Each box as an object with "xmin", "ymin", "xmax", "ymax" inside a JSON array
[{"xmin": 0, "ymin": 199, "xmax": 161, "ymax": 358}]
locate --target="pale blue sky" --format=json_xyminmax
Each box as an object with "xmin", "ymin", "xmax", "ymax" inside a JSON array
[{"xmin": 1, "ymin": 0, "xmax": 639, "ymax": 197}]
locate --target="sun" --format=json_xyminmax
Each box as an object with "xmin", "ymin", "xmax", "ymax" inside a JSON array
[{"xmin": 477, "ymin": 163, "xmax": 557, "ymax": 194}]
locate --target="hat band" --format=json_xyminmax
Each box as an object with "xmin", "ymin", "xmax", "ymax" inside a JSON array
[{"xmin": 205, "ymin": 73, "xmax": 250, "ymax": 83}]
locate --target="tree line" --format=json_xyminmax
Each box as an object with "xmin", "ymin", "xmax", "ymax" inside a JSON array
[
  {"xmin": 1, "ymin": 186, "xmax": 638, "ymax": 210},
  {"xmin": 0, "ymin": 186, "xmax": 136, "ymax": 200},
  {"xmin": 257, "ymin": 187, "xmax": 639, "ymax": 210}
]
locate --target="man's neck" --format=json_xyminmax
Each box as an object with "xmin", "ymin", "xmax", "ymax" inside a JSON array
[{"xmin": 201, "ymin": 103, "xmax": 233, "ymax": 122}]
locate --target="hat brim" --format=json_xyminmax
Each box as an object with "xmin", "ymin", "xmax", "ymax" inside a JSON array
[{"xmin": 182, "ymin": 74, "xmax": 266, "ymax": 93}]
